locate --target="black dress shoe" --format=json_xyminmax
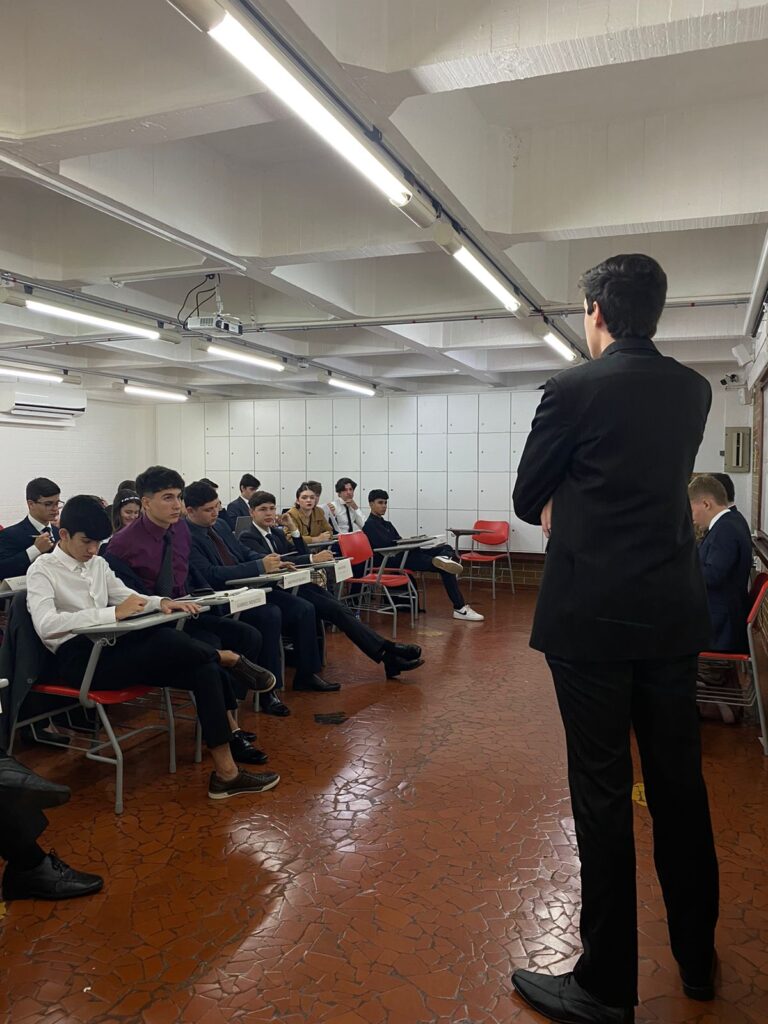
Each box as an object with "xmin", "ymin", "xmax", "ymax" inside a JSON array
[
  {"xmin": 511, "ymin": 970, "xmax": 634, "ymax": 1024},
  {"xmin": 0, "ymin": 755, "xmax": 71, "ymax": 809},
  {"xmin": 680, "ymin": 952, "xmax": 718, "ymax": 1000},
  {"xmin": 293, "ymin": 674, "xmax": 341, "ymax": 692},
  {"xmin": 384, "ymin": 656, "xmax": 425, "ymax": 679},
  {"xmin": 260, "ymin": 690, "xmax": 291, "ymax": 716},
  {"xmin": 229, "ymin": 657, "xmax": 277, "ymax": 694},
  {"xmin": 2, "ymin": 852, "xmax": 104, "ymax": 901},
  {"xmin": 229, "ymin": 731, "xmax": 269, "ymax": 765},
  {"xmin": 238, "ymin": 729, "xmax": 258, "ymax": 741},
  {"xmin": 393, "ymin": 642, "xmax": 422, "ymax": 661}
]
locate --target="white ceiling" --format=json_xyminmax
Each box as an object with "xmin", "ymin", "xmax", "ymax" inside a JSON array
[{"xmin": 0, "ymin": 0, "xmax": 766, "ymax": 402}]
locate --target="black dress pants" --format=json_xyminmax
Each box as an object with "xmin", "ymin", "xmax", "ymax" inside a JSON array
[
  {"xmin": 236, "ymin": 603, "xmax": 284, "ymax": 687},
  {"xmin": 403, "ymin": 545, "xmax": 465, "ymax": 609},
  {"xmin": 547, "ymin": 654, "xmax": 719, "ymax": 1008},
  {"xmin": 55, "ymin": 629, "xmax": 233, "ymax": 749},
  {"xmin": 184, "ymin": 612, "xmax": 263, "ymax": 699},
  {"xmin": 263, "ymin": 587, "xmax": 322, "ymax": 677},
  {"xmin": 0, "ymin": 797, "xmax": 47, "ymax": 862},
  {"xmin": 299, "ymin": 583, "xmax": 387, "ymax": 662}
]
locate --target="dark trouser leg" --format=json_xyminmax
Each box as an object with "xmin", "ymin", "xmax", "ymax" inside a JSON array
[
  {"xmin": 404, "ymin": 547, "xmax": 466, "ymax": 609},
  {"xmin": 185, "ymin": 614, "xmax": 263, "ymax": 701},
  {"xmin": 0, "ymin": 799, "xmax": 48, "ymax": 864},
  {"xmin": 239, "ymin": 603, "xmax": 284, "ymax": 687},
  {"xmin": 55, "ymin": 631, "xmax": 232, "ymax": 749},
  {"xmin": 266, "ymin": 588, "xmax": 322, "ymax": 677},
  {"xmin": 631, "ymin": 656, "xmax": 719, "ymax": 977},
  {"xmin": 299, "ymin": 583, "xmax": 387, "ymax": 661},
  {"xmin": 546, "ymin": 655, "xmax": 638, "ymax": 1008}
]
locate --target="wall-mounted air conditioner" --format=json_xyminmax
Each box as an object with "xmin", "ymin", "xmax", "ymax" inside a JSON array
[{"xmin": 0, "ymin": 383, "xmax": 87, "ymax": 426}]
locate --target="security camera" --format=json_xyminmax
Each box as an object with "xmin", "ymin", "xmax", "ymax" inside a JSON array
[{"xmin": 720, "ymin": 373, "xmax": 740, "ymax": 387}]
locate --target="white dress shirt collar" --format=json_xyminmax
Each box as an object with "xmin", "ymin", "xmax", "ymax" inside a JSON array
[
  {"xmin": 708, "ymin": 508, "xmax": 731, "ymax": 532},
  {"xmin": 28, "ymin": 515, "xmax": 48, "ymax": 533}
]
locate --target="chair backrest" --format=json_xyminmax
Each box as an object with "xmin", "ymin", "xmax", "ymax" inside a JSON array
[
  {"xmin": 748, "ymin": 571, "xmax": 768, "ymax": 609},
  {"xmin": 747, "ymin": 575, "xmax": 768, "ymax": 626},
  {"xmin": 338, "ymin": 531, "xmax": 374, "ymax": 566},
  {"xmin": 473, "ymin": 519, "xmax": 509, "ymax": 547}
]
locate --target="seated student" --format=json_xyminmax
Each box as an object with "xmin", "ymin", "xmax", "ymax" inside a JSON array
[
  {"xmin": 363, "ymin": 490, "xmax": 484, "ymax": 622},
  {"xmin": 323, "ymin": 477, "xmax": 364, "ymax": 535},
  {"xmin": 711, "ymin": 472, "xmax": 750, "ymax": 534},
  {"xmin": 286, "ymin": 483, "xmax": 333, "ymax": 541},
  {"xmin": 0, "ymin": 750, "xmax": 103, "ymax": 901},
  {"xmin": 27, "ymin": 496, "xmax": 279, "ymax": 798},
  {"xmin": 219, "ymin": 489, "xmax": 424, "ymax": 680},
  {"xmin": 111, "ymin": 489, "xmax": 141, "ymax": 533},
  {"xmin": 0, "ymin": 477, "xmax": 61, "ymax": 580},
  {"xmin": 225, "ymin": 474, "xmax": 261, "ymax": 529},
  {"xmin": 306, "ymin": 481, "xmax": 323, "ymax": 500}
]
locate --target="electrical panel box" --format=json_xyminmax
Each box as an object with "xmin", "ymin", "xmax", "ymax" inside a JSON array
[{"xmin": 724, "ymin": 426, "xmax": 751, "ymax": 473}]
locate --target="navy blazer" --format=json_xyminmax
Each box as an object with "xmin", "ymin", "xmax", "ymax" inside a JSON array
[
  {"xmin": 0, "ymin": 517, "xmax": 60, "ymax": 580},
  {"xmin": 186, "ymin": 519, "xmax": 266, "ymax": 589},
  {"xmin": 239, "ymin": 524, "xmax": 312, "ymax": 565},
  {"xmin": 698, "ymin": 509, "xmax": 752, "ymax": 653},
  {"xmin": 224, "ymin": 496, "xmax": 250, "ymax": 530}
]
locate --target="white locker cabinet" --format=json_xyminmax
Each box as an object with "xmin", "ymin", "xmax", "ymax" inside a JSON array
[
  {"xmin": 389, "ymin": 434, "xmax": 417, "ymax": 472},
  {"xmin": 280, "ymin": 477, "xmax": 297, "ymax": 510},
  {"xmin": 361, "ymin": 398, "xmax": 389, "ymax": 435},
  {"xmin": 448, "ymin": 394, "xmax": 478, "ymax": 434},
  {"xmin": 305, "ymin": 435, "xmax": 333, "ymax": 470},
  {"xmin": 280, "ymin": 436, "xmax": 306, "ymax": 473},
  {"xmin": 180, "ymin": 404, "xmax": 205, "ymax": 483},
  {"xmin": 479, "ymin": 433, "xmax": 511, "ymax": 473},
  {"xmin": 156, "ymin": 406, "xmax": 182, "ymax": 470},
  {"xmin": 388, "ymin": 472, "xmax": 417, "ymax": 508},
  {"xmin": 510, "ymin": 433, "xmax": 528, "ymax": 473},
  {"xmin": 333, "ymin": 435, "xmax": 360, "ymax": 470},
  {"xmin": 388, "ymin": 396, "xmax": 417, "ymax": 434},
  {"xmin": 511, "ymin": 391, "xmax": 542, "ymax": 431},
  {"xmin": 418, "ymin": 509, "xmax": 448, "ymax": 538},
  {"xmin": 360, "ymin": 434, "xmax": 388, "ymax": 471},
  {"xmin": 510, "ymin": 518, "xmax": 545, "ymax": 554},
  {"xmin": 388, "ymin": 508, "xmax": 418, "ymax": 537},
  {"xmin": 253, "ymin": 400, "xmax": 280, "ymax": 436},
  {"xmin": 448, "ymin": 512, "xmax": 480, "ymax": 551},
  {"xmin": 447, "ymin": 472, "xmax": 478, "ymax": 510},
  {"xmin": 228, "ymin": 401, "xmax": 254, "ymax": 437},
  {"xmin": 306, "ymin": 399, "xmax": 333, "ymax": 435},
  {"xmin": 279, "ymin": 400, "xmax": 306, "ymax": 436},
  {"xmin": 254, "ymin": 436, "xmax": 280, "ymax": 472},
  {"xmin": 208, "ymin": 472, "xmax": 233, "ymax": 502},
  {"xmin": 418, "ymin": 434, "xmax": 447, "ymax": 472},
  {"xmin": 204, "ymin": 401, "xmax": 229, "ymax": 437},
  {"xmin": 229, "ymin": 437, "xmax": 255, "ymax": 471},
  {"xmin": 204, "ymin": 436, "xmax": 230, "ymax": 472},
  {"xmin": 478, "ymin": 472, "xmax": 511, "ymax": 510},
  {"xmin": 333, "ymin": 398, "xmax": 360, "ymax": 434},
  {"xmin": 479, "ymin": 392, "xmax": 511, "ymax": 433},
  {"xmin": 447, "ymin": 433, "xmax": 477, "ymax": 472},
  {"xmin": 418, "ymin": 395, "xmax": 447, "ymax": 434},
  {"xmin": 418, "ymin": 472, "xmax": 447, "ymax": 510}
]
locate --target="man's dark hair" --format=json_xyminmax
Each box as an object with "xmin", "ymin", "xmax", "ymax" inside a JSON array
[
  {"xmin": 200, "ymin": 477, "xmax": 218, "ymax": 490},
  {"xmin": 117, "ymin": 479, "xmax": 136, "ymax": 492},
  {"xmin": 26, "ymin": 477, "xmax": 60, "ymax": 502},
  {"xmin": 60, "ymin": 495, "xmax": 112, "ymax": 541},
  {"xmin": 184, "ymin": 481, "xmax": 219, "ymax": 509},
  {"xmin": 711, "ymin": 473, "xmax": 735, "ymax": 504},
  {"xmin": 335, "ymin": 477, "xmax": 357, "ymax": 494},
  {"xmin": 579, "ymin": 254, "xmax": 667, "ymax": 339},
  {"xmin": 249, "ymin": 490, "xmax": 276, "ymax": 508},
  {"xmin": 111, "ymin": 489, "xmax": 140, "ymax": 531},
  {"xmin": 368, "ymin": 489, "xmax": 389, "ymax": 502},
  {"xmin": 135, "ymin": 466, "xmax": 185, "ymax": 497},
  {"xmin": 239, "ymin": 473, "xmax": 260, "ymax": 491}
]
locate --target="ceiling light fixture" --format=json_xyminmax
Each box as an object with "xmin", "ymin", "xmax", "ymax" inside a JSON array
[
  {"xmin": 433, "ymin": 222, "xmax": 523, "ymax": 315},
  {"xmin": 26, "ymin": 299, "xmax": 160, "ymax": 340},
  {"xmin": 542, "ymin": 331, "xmax": 577, "ymax": 362},
  {"xmin": 206, "ymin": 343, "xmax": 285, "ymax": 372},
  {"xmin": 328, "ymin": 375, "xmax": 376, "ymax": 397},
  {"xmin": 124, "ymin": 384, "xmax": 188, "ymax": 402},
  {"xmin": 0, "ymin": 366, "xmax": 64, "ymax": 384}
]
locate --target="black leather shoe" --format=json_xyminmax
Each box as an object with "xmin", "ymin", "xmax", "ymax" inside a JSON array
[
  {"xmin": 393, "ymin": 642, "xmax": 422, "ymax": 661},
  {"xmin": 229, "ymin": 731, "xmax": 269, "ymax": 765},
  {"xmin": 2, "ymin": 852, "xmax": 104, "ymax": 901},
  {"xmin": 0, "ymin": 755, "xmax": 71, "ymax": 809},
  {"xmin": 511, "ymin": 970, "xmax": 634, "ymax": 1024},
  {"xmin": 238, "ymin": 729, "xmax": 258, "ymax": 741},
  {"xmin": 229, "ymin": 657, "xmax": 277, "ymax": 694},
  {"xmin": 260, "ymin": 691, "xmax": 291, "ymax": 716},
  {"xmin": 680, "ymin": 952, "xmax": 718, "ymax": 1000},
  {"xmin": 384, "ymin": 656, "xmax": 425, "ymax": 679},
  {"xmin": 293, "ymin": 674, "xmax": 341, "ymax": 692}
]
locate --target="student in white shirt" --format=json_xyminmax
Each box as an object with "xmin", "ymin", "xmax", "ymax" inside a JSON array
[
  {"xmin": 26, "ymin": 495, "xmax": 280, "ymax": 801},
  {"xmin": 323, "ymin": 477, "xmax": 364, "ymax": 535}
]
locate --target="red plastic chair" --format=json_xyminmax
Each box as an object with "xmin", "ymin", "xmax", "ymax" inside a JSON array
[
  {"xmin": 338, "ymin": 532, "xmax": 418, "ymax": 638},
  {"xmin": 459, "ymin": 520, "xmax": 514, "ymax": 599}
]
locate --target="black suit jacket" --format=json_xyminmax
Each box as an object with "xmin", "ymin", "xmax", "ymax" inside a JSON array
[
  {"xmin": 224, "ymin": 496, "xmax": 250, "ymax": 530},
  {"xmin": 697, "ymin": 509, "xmax": 752, "ymax": 652},
  {"xmin": 239, "ymin": 524, "xmax": 311, "ymax": 565},
  {"xmin": 0, "ymin": 518, "xmax": 60, "ymax": 580},
  {"xmin": 513, "ymin": 336, "xmax": 712, "ymax": 661},
  {"xmin": 187, "ymin": 519, "xmax": 266, "ymax": 589}
]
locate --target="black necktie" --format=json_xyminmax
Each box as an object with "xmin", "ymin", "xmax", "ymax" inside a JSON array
[
  {"xmin": 264, "ymin": 531, "xmax": 276, "ymax": 554},
  {"xmin": 346, "ymin": 505, "xmax": 353, "ymax": 531},
  {"xmin": 208, "ymin": 527, "xmax": 236, "ymax": 565},
  {"xmin": 156, "ymin": 530, "xmax": 174, "ymax": 596}
]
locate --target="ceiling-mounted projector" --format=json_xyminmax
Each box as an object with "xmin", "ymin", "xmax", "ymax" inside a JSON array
[{"xmin": 186, "ymin": 313, "xmax": 243, "ymax": 337}]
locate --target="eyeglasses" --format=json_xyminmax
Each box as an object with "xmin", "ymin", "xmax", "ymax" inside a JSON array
[{"xmin": 33, "ymin": 499, "xmax": 64, "ymax": 509}]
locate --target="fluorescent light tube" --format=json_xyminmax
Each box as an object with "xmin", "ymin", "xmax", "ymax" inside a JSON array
[
  {"xmin": 206, "ymin": 344, "xmax": 285, "ymax": 372},
  {"xmin": 328, "ymin": 376, "xmax": 375, "ymax": 397},
  {"xmin": 452, "ymin": 247, "xmax": 521, "ymax": 313},
  {"xmin": 543, "ymin": 331, "xmax": 577, "ymax": 362},
  {"xmin": 0, "ymin": 366, "xmax": 64, "ymax": 383},
  {"xmin": 124, "ymin": 384, "xmax": 188, "ymax": 402},
  {"xmin": 209, "ymin": 13, "xmax": 411, "ymax": 208},
  {"xmin": 26, "ymin": 299, "xmax": 160, "ymax": 340}
]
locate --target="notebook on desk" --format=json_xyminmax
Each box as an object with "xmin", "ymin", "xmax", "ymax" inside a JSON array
[{"xmin": 396, "ymin": 534, "xmax": 430, "ymax": 545}]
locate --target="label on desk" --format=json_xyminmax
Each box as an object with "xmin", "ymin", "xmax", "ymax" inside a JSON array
[
  {"xmin": 333, "ymin": 557, "xmax": 353, "ymax": 581},
  {"xmin": 229, "ymin": 588, "xmax": 266, "ymax": 613},
  {"xmin": 0, "ymin": 575, "xmax": 27, "ymax": 592},
  {"xmin": 279, "ymin": 568, "xmax": 311, "ymax": 589}
]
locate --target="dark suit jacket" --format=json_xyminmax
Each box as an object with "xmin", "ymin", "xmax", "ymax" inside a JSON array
[
  {"xmin": 362, "ymin": 515, "xmax": 401, "ymax": 565},
  {"xmin": 697, "ymin": 509, "xmax": 752, "ymax": 652},
  {"xmin": 224, "ymin": 496, "xmax": 250, "ymax": 530},
  {"xmin": 0, "ymin": 518, "xmax": 60, "ymax": 580},
  {"xmin": 187, "ymin": 519, "xmax": 266, "ymax": 589},
  {"xmin": 239, "ymin": 524, "xmax": 311, "ymax": 566},
  {"xmin": 0, "ymin": 593, "xmax": 58, "ymax": 746},
  {"xmin": 513, "ymin": 336, "xmax": 712, "ymax": 661}
]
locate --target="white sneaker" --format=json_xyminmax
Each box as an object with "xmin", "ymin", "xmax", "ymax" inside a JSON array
[
  {"xmin": 453, "ymin": 605, "xmax": 484, "ymax": 621},
  {"xmin": 432, "ymin": 555, "xmax": 463, "ymax": 575}
]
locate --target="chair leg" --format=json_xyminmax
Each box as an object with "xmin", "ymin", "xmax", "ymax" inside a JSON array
[
  {"xmin": 162, "ymin": 688, "xmax": 176, "ymax": 774},
  {"xmin": 492, "ymin": 560, "xmax": 496, "ymax": 600},
  {"xmin": 507, "ymin": 552, "xmax": 515, "ymax": 592},
  {"xmin": 95, "ymin": 705, "xmax": 124, "ymax": 815}
]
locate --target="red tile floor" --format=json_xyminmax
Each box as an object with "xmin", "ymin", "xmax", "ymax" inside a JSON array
[{"xmin": 2, "ymin": 584, "xmax": 768, "ymax": 1023}]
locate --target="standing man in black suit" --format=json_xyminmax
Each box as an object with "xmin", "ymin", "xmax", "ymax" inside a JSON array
[
  {"xmin": 511, "ymin": 255, "xmax": 718, "ymax": 1024},
  {"xmin": 224, "ymin": 474, "xmax": 260, "ymax": 530},
  {"xmin": 0, "ymin": 478, "xmax": 61, "ymax": 580}
]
